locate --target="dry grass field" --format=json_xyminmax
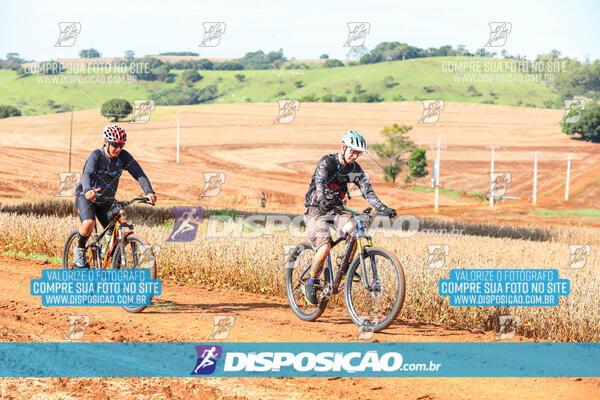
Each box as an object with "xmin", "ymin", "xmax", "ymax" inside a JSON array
[{"xmin": 2, "ymin": 212, "xmax": 598, "ymax": 342}]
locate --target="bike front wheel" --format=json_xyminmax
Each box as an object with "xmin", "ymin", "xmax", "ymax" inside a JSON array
[
  {"xmin": 344, "ymin": 247, "xmax": 405, "ymax": 332},
  {"xmin": 112, "ymin": 235, "xmax": 158, "ymax": 313}
]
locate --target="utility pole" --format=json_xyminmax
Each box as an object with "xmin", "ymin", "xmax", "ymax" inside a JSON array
[
  {"xmin": 532, "ymin": 151, "xmax": 539, "ymax": 205},
  {"xmin": 430, "ymin": 136, "xmax": 446, "ymax": 212},
  {"xmin": 486, "ymin": 145, "xmax": 501, "ymax": 207},
  {"xmin": 68, "ymin": 105, "xmax": 74, "ymax": 172},
  {"xmin": 565, "ymin": 153, "xmax": 571, "ymax": 201},
  {"xmin": 176, "ymin": 116, "xmax": 180, "ymax": 163}
]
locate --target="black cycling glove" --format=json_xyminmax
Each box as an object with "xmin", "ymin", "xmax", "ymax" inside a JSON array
[
  {"xmin": 318, "ymin": 198, "xmax": 335, "ymax": 213},
  {"xmin": 381, "ymin": 206, "xmax": 397, "ymax": 218}
]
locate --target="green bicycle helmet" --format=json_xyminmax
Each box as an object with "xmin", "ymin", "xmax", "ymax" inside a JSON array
[{"xmin": 342, "ymin": 130, "xmax": 367, "ymax": 152}]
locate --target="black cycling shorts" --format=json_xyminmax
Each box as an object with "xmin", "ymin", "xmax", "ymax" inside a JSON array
[{"xmin": 75, "ymin": 196, "xmax": 116, "ymax": 228}]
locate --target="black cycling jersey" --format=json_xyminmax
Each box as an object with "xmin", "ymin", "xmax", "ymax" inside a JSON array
[
  {"xmin": 75, "ymin": 147, "xmax": 154, "ymax": 199},
  {"xmin": 304, "ymin": 153, "xmax": 386, "ymax": 211}
]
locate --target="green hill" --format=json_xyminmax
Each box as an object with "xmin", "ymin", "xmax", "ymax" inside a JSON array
[{"xmin": 0, "ymin": 57, "xmax": 558, "ymax": 116}]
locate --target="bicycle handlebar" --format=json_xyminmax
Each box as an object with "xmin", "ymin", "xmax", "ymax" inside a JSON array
[
  {"xmin": 86, "ymin": 194, "xmax": 154, "ymax": 207},
  {"xmin": 334, "ymin": 206, "xmax": 383, "ymax": 217}
]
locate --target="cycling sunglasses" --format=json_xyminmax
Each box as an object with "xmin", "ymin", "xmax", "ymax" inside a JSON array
[
  {"xmin": 349, "ymin": 149, "xmax": 363, "ymax": 157},
  {"xmin": 109, "ymin": 142, "xmax": 125, "ymax": 149}
]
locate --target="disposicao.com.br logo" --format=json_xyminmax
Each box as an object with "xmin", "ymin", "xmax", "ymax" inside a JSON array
[{"xmin": 191, "ymin": 347, "xmax": 441, "ymax": 375}]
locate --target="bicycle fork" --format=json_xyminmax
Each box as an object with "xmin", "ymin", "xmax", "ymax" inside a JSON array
[{"xmin": 356, "ymin": 221, "xmax": 379, "ymax": 291}]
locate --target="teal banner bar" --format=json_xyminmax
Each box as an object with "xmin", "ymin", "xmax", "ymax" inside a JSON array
[{"xmin": 0, "ymin": 343, "xmax": 598, "ymax": 377}]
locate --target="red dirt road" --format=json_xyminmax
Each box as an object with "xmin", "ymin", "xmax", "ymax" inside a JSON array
[{"xmin": 0, "ymin": 255, "xmax": 598, "ymax": 399}]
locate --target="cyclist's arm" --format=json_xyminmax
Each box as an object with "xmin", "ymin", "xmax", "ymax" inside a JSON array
[
  {"xmin": 352, "ymin": 165, "xmax": 386, "ymax": 211},
  {"xmin": 80, "ymin": 150, "xmax": 101, "ymax": 194},
  {"xmin": 313, "ymin": 156, "xmax": 331, "ymax": 202},
  {"xmin": 122, "ymin": 151, "xmax": 155, "ymax": 195}
]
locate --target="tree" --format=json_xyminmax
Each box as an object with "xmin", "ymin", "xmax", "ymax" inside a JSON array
[
  {"xmin": 16, "ymin": 67, "xmax": 30, "ymax": 78},
  {"xmin": 101, "ymin": 99, "xmax": 132, "ymax": 122},
  {"xmin": 79, "ymin": 49, "xmax": 101, "ymax": 58},
  {"xmin": 267, "ymin": 48, "xmax": 285, "ymax": 63},
  {"xmin": 561, "ymin": 107, "xmax": 600, "ymax": 142},
  {"xmin": 0, "ymin": 105, "xmax": 21, "ymax": 118},
  {"xmin": 129, "ymin": 57, "xmax": 168, "ymax": 81},
  {"xmin": 408, "ymin": 148, "xmax": 428, "ymax": 184},
  {"xmin": 125, "ymin": 50, "xmax": 135, "ymax": 63},
  {"xmin": 370, "ymin": 124, "xmax": 416, "ymax": 182},
  {"xmin": 346, "ymin": 45, "xmax": 368, "ymax": 60},
  {"xmin": 39, "ymin": 60, "xmax": 63, "ymax": 75},
  {"xmin": 181, "ymin": 69, "xmax": 203, "ymax": 86},
  {"xmin": 151, "ymin": 65, "xmax": 170, "ymax": 81},
  {"xmin": 213, "ymin": 61, "xmax": 244, "ymax": 70},
  {"xmin": 319, "ymin": 54, "xmax": 329, "ymax": 59},
  {"xmin": 323, "ymin": 59, "xmax": 344, "ymax": 68}
]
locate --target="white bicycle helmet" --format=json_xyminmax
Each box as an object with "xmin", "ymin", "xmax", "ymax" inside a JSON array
[{"xmin": 342, "ymin": 130, "xmax": 367, "ymax": 152}]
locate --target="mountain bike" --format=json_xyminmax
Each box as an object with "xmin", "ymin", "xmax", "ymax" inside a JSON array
[
  {"xmin": 61, "ymin": 195, "xmax": 157, "ymax": 313},
  {"xmin": 285, "ymin": 207, "xmax": 405, "ymax": 332}
]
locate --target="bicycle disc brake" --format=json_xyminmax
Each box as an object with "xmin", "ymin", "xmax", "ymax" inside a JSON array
[
  {"xmin": 369, "ymin": 280, "xmax": 385, "ymax": 299},
  {"xmin": 318, "ymin": 281, "xmax": 334, "ymax": 301}
]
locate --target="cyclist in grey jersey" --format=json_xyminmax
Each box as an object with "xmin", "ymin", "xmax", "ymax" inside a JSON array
[{"xmin": 301, "ymin": 130, "xmax": 396, "ymax": 305}]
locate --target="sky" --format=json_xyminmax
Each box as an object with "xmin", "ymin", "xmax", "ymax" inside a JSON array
[{"xmin": 1, "ymin": 0, "xmax": 599, "ymax": 62}]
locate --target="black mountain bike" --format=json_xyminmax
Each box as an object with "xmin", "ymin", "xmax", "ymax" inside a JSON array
[
  {"xmin": 61, "ymin": 195, "xmax": 157, "ymax": 313},
  {"xmin": 285, "ymin": 207, "xmax": 405, "ymax": 332}
]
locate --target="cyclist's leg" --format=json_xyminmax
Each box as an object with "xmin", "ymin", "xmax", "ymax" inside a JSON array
[
  {"xmin": 333, "ymin": 213, "xmax": 357, "ymax": 237},
  {"xmin": 303, "ymin": 207, "xmax": 335, "ymax": 304},
  {"xmin": 95, "ymin": 203, "xmax": 112, "ymax": 232},
  {"xmin": 304, "ymin": 206, "xmax": 335, "ymax": 275},
  {"xmin": 333, "ymin": 214, "xmax": 360, "ymax": 281},
  {"xmin": 75, "ymin": 197, "xmax": 97, "ymax": 267}
]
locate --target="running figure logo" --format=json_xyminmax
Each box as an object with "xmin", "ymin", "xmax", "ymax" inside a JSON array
[
  {"xmin": 191, "ymin": 345, "xmax": 223, "ymax": 375},
  {"xmin": 566, "ymin": 244, "xmax": 591, "ymax": 269},
  {"xmin": 208, "ymin": 316, "xmax": 235, "ymax": 340},
  {"xmin": 281, "ymin": 244, "xmax": 299, "ymax": 269},
  {"xmin": 485, "ymin": 22, "xmax": 512, "ymax": 47},
  {"xmin": 55, "ymin": 22, "xmax": 81, "ymax": 47},
  {"xmin": 562, "ymin": 100, "xmax": 586, "ymax": 124},
  {"xmin": 343, "ymin": 23, "xmax": 370, "ymax": 47},
  {"xmin": 167, "ymin": 207, "xmax": 205, "ymax": 242},
  {"xmin": 424, "ymin": 244, "xmax": 449, "ymax": 269},
  {"xmin": 419, "ymin": 100, "xmax": 444, "ymax": 124},
  {"xmin": 489, "ymin": 172, "xmax": 512, "ymax": 198},
  {"xmin": 56, "ymin": 172, "xmax": 81, "ymax": 197},
  {"xmin": 199, "ymin": 172, "xmax": 226, "ymax": 198},
  {"xmin": 130, "ymin": 100, "xmax": 155, "ymax": 124},
  {"xmin": 64, "ymin": 315, "xmax": 89, "ymax": 340},
  {"xmin": 354, "ymin": 317, "xmax": 378, "ymax": 340},
  {"xmin": 496, "ymin": 316, "xmax": 519, "ymax": 340},
  {"xmin": 200, "ymin": 22, "xmax": 226, "ymax": 47},
  {"xmin": 274, "ymin": 100, "xmax": 299, "ymax": 124}
]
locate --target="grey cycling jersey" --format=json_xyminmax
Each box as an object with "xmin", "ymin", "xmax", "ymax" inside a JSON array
[
  {"xmin": 304, "ymin": 153, "xmax": 386, "ymax": 211},
  {"xmin": 75, "ymin": 147, "xmax": 154, "ymax": 199}
]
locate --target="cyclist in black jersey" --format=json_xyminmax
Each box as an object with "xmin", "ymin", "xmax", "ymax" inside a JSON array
[
  {"xmin": 301, "ymin": 130, "xmax": 396, "ymax": 305},
  {"xmin": 73, "ymin": 124, "xmax": 157, "ymax": 268}
]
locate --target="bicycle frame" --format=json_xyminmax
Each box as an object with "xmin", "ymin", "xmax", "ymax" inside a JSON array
[
  {"xmin": 86, "ymin": 208, "xmax": 135, "ymax": 269},
  {"xmin": 298, "ymin": 209, "xmax": 376, "ymax": 295}
]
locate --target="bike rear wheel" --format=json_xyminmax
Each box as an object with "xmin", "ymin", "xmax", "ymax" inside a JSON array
[
  {"xmin": 344, "ymin": 247, "xmax": 405, "ymax": 332},
  {"xmin": 112, "ymin": 235, "xmax": 157, "ymax": 313},
  {"xmin": 285, "ymin": 242, "xmax": 331, "ymax": 322}
]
